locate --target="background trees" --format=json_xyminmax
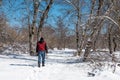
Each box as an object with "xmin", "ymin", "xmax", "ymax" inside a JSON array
[{"xmin": 0, "ymin": 0, "xmax": 120, "ymax": 57}]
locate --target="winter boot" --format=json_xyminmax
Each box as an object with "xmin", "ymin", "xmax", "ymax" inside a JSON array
[
  {"xmin": 38, "ymin": 62, "xmax": 40, "ymax": 67},
  {"xmin": 42, "ymin": 62, "xmax": 45, "ymax": 67}
]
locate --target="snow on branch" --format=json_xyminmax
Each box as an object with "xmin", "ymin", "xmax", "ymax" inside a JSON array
[
  {"xmin": 103, "ymin": 16, "xmax": 119, "ymax": 27},
  {"xmin": 89, "ymin": 15, "xmax": 120, "ymax": 29}
]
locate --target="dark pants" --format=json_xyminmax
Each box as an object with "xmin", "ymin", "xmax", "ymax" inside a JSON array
[{"xmin": 38, "ymin": 51, "xmax": 45, "ymax": 66}]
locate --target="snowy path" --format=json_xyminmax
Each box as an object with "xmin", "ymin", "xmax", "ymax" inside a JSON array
[
  {"xmin": 26, "ymin": 50, "xmax": 88, "ymax": 80},
  {"xmin": 0, "ymin": 50, "xmax": 120, "ymax": 80}
]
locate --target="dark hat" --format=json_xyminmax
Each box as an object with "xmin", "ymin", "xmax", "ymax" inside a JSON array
[
  {"xmin": 40, "ymin": 37, "xmax": 44, "ymax": 40},
  {"xmin": 40, "ymin": 37, "xmax": 44, "ymax": 43}
]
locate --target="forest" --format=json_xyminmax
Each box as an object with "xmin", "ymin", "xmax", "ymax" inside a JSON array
[
  {"xmin": 1, "ymin": 0, "xmax": 120, "ymax": 80},
  {"xmin": 0, "ymin": 0, "xmax": 120, "ymax": 59}
]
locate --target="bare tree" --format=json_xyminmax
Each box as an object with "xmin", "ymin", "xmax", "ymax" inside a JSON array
[
  {"xmin": 29, "ymin": 0, "xmax": 40, "ymax": 55},
  {"xmin": 55, "ymin": 16, "xmax": 69, "ymax": 49},
  {"xmin": 64, "ymin": 0, "xmax": 85, "ymax": 56},
  {"xmin": 37, "ymin": 0, "xmax": 54, "ymax": 41},
  {"xmin": 83, "ymin": 0, "xmax": 114, "ymax": 61},
  {"xmin": 42, "ymin": 25, "xmax": 56, "ymax": 49}
]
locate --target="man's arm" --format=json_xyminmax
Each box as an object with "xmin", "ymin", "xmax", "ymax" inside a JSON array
[
  {"xmin": 45, "ymin": 43, "xmax": 48, "ymax": 53},
  {"xmin": 36, "ymin": 42, "xmax": 38, "ymax": 53}
]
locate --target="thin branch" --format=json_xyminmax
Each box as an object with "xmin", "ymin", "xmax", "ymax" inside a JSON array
[{"xmin": 64, "ymin": 0, "xmax": 77, "ymax": 11}]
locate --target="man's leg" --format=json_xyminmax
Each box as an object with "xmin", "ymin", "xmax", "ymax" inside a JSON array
[
  {"xmin": 41, "ymin": 51, "xmax": 45, "ymax": 66},
  {"xmin": 38, "ymin": 51, "xmax": 41, "ymax": 67}
]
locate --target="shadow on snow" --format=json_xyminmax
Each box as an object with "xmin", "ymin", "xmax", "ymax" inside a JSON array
[{"xmin": 10, "ymin": 63, "xmax": 37, "ymax": 67}]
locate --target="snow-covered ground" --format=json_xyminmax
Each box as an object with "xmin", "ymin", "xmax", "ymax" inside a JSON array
[{"xmin": 0, "ymin": 49, "xmax": 120, "ymax": 80}]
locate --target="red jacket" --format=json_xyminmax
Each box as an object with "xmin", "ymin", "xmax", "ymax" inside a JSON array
[{"xmin": 36, "ymin": 41, "xmax": 48, "ymax": 53}]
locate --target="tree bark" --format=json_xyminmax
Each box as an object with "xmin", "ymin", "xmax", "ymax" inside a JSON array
[
  {"xmin": 113, "ymin": 37, "xmax": 117, "ymax": 51},
  {"xmin": 108, "ymin": 26, "xmax": 112, "ymax": 54},
  {"xmin": 83, "ymin": 40, "xmax": 92, "ymax": 61},
  {"xmin": 76, "ymin": 0, "xmax": 81, "ymax": 56},
  {"xmin": 30, "ymin": 0, "xmax": 39, "ymax": 56},
  {"xmin": 37, "ymin": 0, "xmax": 54, "ymax": 41}
]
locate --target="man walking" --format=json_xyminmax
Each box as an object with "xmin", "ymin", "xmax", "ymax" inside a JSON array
[{"xmin": 36, "ymin": 37, "xmax": 48, "ymax": 67}]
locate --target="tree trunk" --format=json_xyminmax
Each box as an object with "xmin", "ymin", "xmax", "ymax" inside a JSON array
[
  {"xmin": 108, "ymin": 26, "xmax": 112, "ymax": 54},
  {"xmin": 83, "ymin": 40, "xmax": 92, "ymax": 62},
  {"xmin": 30, "ymin": 1, "xmax": 39, "ymax": 56},
  {"xmin": 82, "ymin": 0, "xmax": 96, "ymax": 58},
  {"xmin": 76, "ymin": 22, "xmax": 80, "ymax": 56},
  {"xmin": 76, "ymin": 1, "xmax": 81, "ymax": 56},
  {"xmin": 37, "ymin": 0, "xmax": 54, "ymax": 41},
  {"xmin": 113, "ymin": 37, "xmax": 117, "ymax": 51}
]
